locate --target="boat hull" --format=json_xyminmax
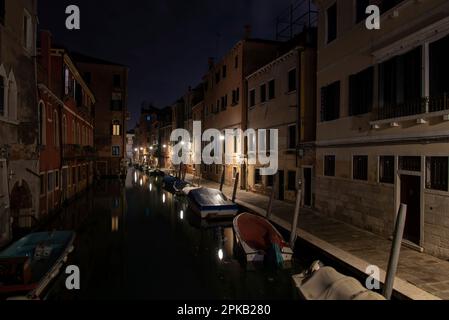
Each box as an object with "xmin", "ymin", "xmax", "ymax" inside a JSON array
[
  {"xmin": 233, "ymin": 213, "xmax": 293, "ymax": 263},
  {"xmin": 187, "ymin": 188, "xmax": 238, "ymax": 219}
]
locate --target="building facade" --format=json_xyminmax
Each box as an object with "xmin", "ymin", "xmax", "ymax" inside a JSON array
[
  {"xmin": 246, "ymin": 31, "xmax": 317, "ymax": 203},
  {"xmin": 0, "ymin": 0, "xmax": 38, "ymax": 246},
  {"xmin": 72, "ymin": 53, "xmax": 128, "ymax": 178},
  {"xmin": 201, "ymin": 37, "xmax": 282, "ymax": 188},
  {"xmin": 314, "ymin": 0, "xmax": 449, "ymax": 258},
  {"xmin": 37, "ymin": 31, "xmax": 96, "ymax": 216}
]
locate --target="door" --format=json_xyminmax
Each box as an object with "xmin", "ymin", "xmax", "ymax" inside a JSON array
[
  {"xmin": 278, "ymin": 170, "xmax": 284, "ymax": 201},
  {"xmin": 303, "ymin": 168, "xmax": 312, "ymax": 207},
  {"xmin": 400, "ymin": 175, "xmax": 421, "ymax": 245}
]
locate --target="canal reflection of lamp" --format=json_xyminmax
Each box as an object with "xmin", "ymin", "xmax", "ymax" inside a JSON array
[
  {"xmin": 140, "ymin": 178, "xmax": 143, "ymax": 186},
  {"xmin": 149, "ymin": 183, "xmax": 153, "ymax": 191},
  {"xmin": 162, "ymin": 193, "xmax": 166, "ymax": 204},
  {"xmin": 218, "ymin": 249, "xmax": 224, "ymax": 261},
  {"xmin": 180, "ymin": 210, "xmax": 184, "ymax": 220},
  {"xmin": 134, "ymin": 172, "xmax": 138, "ymax": 183}
]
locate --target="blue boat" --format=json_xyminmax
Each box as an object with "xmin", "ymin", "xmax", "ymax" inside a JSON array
[
  {"xmin": 0, "ymin": 231, "xmax": 75, "ymax": 300},
  {"xmin": 162, "ymin": 176, "xmax": 188, "ymax": 194},
  {"xmin": 188, "ymin": 188, "xmax": 239, "ymax": 219}
]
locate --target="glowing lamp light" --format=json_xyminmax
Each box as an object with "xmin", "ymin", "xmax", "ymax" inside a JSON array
[
  {"xmin": 218, "ymin": 249, "xmax": 224, "ymax": 261},
  {"xmin": 139, "ymin": 178, "xmax": 143, "ymax": 186},
  {"xmin": 181, "ymin": 141, "xmax": 185, "ymax": 146},
  {"xmin": 163, "ymin": 144, "xmax": 167, "ymax": 149},
  {"xmin": 150, "ymin": 146, "xmax": 153, "ymax": 150}
]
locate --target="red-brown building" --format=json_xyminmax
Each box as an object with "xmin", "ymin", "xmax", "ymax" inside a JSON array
[
  {"xmin": 37, "ymin": 31, "xmax": 96, "ymax": 216},
  {"xmin": 71, "ymin": 53, "xmax": 129, "ymax": 178}
]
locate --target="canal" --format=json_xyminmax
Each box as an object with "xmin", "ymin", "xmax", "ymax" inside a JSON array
[{"xmin": 43, "ymin": 169, "xmax": 310, "ymax": 300}]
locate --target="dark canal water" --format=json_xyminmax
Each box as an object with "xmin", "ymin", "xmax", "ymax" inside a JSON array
[{"xmin": 44, "ymin": 169, "xmax": 309, "ymax": 300}]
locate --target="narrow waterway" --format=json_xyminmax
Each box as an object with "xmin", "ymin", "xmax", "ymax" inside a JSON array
[{"xmin": 43, "ymin": 169, "xmax": 309, "ymax": 300}]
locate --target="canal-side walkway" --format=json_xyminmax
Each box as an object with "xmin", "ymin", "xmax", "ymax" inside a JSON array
[{"xmin": 183, "ymin": 174, "xmax": 449, "ymax": 300}]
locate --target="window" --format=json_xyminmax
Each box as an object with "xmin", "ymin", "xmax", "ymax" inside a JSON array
[
  {"xmin": 260, "ymin": 84, "xmax": 267, "ymax": 103},
  {"xmin": 112, "ymin": 146, "xmax": 120, "ymax": 157},
  {"xmin": 379, "ymin": 47, "xmax": 422, "ymax": 118},
  {"xmin": 327, "ymin": 3, "xmax": 337, "ymax": 43},
  {"xmin": 288, "ymin": 125, "xmax": 296, "ymax": 150},
  {"xmin": 23, "ymin": 10, "xmax": 33, "ymax": 51},
  {"xmin": 324, "ymin": 155, "xmax": 336, "ymax": 177},
  {"xmin": 288, "ymin": 69, "xmax": 297, "ymax": 93},
  {"xmin": 268, "ymin": 80, "xmax": 275, "ymax": 100},
  {"xmin": 0, "ymin": 0, "xmax": 5, "ymax": 25},
  {"xmin": 379, "ymin": 156, "xmax": 395, "ymax": 184},
  {"xmin": 48, "ymin": 172, "xmax": 54, "ymax": 192},
  {"xmin": 356, "ymin": 0, "xmax": 369, "ymax": 23},
  {"xmin": 55, "ymin": 170, "xmax": 60, "ymax": 189},
  {"xmin": 53, "ymin": 110, "xmax": 59, "ymax": 147},
  {"xmin": 113, "ymin": 74, "xmax": 121, "ymax": 87},
  {"xmin": 222, "ymin": 65, "xmax": 227, "ymax": 78},
  {"xmin": 0, "ymin": 76, "xmax": 5, "ymax": 117},
  {"xmin": 430, "ymin": 34, "xmax": 449, "ymax": 112},
  {"xmin": 353, "ymin": 156, "xmax": 368, "ymax": 181},
  {"xmin": 232, "ymin": 88, "xmax": 240, "ymax": 105},
  {"xmin": 287, "ymin": 171, "xmax": 297, "ymax": 191},
  {"xmin": 112, "ymin": 120, "xmax": 121, "ymax": 136},
  {"xmin": 249, "ymin": 89, "xmax": 256, "ymax": 108},
  {"xmin": 399, "ymin": 156, "xmax": 421, "ymax": 172},
  {"xmin": 321, "ymin": 81, "xmax": 340, "ymax": 122},
  {"xmin": 111, "ymin": 92, "xmax": 123, "ymax": 111},
  {"xmin": 234, "ymin": 135, "xmax": 238, "ymax": 153},
  {"xmin": 40, "ymin": 173, "xmax": 46, "ymax": 196},
  {"xmin": 254, "ymin": 169, "xmax": 262, "ymax": 184},
  {"xmin": 426, "ymin": 157, "xmax": 448, "ymax": 191},
  {"xmin": 349, "ymin": 67, "xmax": 373, "ymax": 116},
  {"xmin": 62, "ymin": 115, "xmax": 67, "ymax": 145},
  {"xmin": 64, "ymin": 68, "xmax": 70, "ymax": 96}
]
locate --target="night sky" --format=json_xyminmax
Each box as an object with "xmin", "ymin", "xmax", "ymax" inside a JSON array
[{"xmin": 37, "ymin": 0, "xmax": 295, "ymax": 127}]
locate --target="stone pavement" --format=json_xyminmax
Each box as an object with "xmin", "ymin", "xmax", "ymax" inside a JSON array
[{"xmin": 183, "ymin": 173, "xmax": 449, "ymax": 300}]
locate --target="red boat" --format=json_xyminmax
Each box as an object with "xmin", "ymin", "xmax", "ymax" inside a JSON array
[{"xmin": 233, "ymin": 213, "xmax": 293, "ymax": 263}]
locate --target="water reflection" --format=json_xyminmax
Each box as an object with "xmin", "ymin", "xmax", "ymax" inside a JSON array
[{"xmin": 44, "ymin": 169, "xmax": 305, "ymax": 300}]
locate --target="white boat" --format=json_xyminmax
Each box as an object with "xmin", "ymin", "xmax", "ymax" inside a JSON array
[
  {"xmin": 187, "ymin": 188, "xmax": 238, "ymax": 219},
  {"xmin": 293, "ymin": 261, "xmax": 386, "ymax": 300},
  {"xmin": 233, "ymin": 213, "xmax": 293, "ymax": 263}
]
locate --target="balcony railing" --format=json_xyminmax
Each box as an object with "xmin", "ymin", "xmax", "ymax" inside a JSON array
[
  {"xmin": 376, "ymin": 95, "xmax": 449, "ymax": 121},
  {"xmin": 63, "ymin": 144, "xmax": 96, "ymax": 160}
]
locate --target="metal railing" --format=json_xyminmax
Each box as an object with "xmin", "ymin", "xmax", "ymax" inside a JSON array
[{"xmin": 376, "ymin": 94, "xmax": 449, "ymax": 120}]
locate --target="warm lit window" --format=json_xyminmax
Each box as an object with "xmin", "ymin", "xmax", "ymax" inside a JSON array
[{"xmin": 112, "ymin": 120, "xmax": 121, "ymax": 136}]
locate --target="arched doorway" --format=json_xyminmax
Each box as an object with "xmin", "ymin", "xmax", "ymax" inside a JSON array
[{"xmin": 10, "ymin": 180, "xmax": 34, "ymax": 237}]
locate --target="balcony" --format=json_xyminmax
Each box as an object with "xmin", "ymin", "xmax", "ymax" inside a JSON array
[
  {"xmin": 371, "ymin": 95, "xmax": 449, "ymax": 128},
  {"xmin": 63, "ymin": 144, "xmax": 97, "ymax": 160}
]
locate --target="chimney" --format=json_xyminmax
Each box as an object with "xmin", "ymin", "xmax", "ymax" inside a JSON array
[
  {"xmin": 207, "ymin": 57, "xmax": 214, "ymax": 70},
  {"xmin": 244, "ymin": 25, "xmax": 252, "ymax": 40},
  {"xmin": 40, "ymin": 30, "xmax": 52, "ymax": 85}
]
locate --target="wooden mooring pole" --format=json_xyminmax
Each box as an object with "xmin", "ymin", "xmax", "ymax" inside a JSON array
[
  {"xmin": 232, "ymin": 172, "xmax": 240, "ymax": 202},
  {"xmin": 266, "ymin": 173, "xmax": 277, "ymax": 219},
  {"xmin": 290, "ymin": 186, "xmax": 302, "ymax": 249},
  {"xmin": 219, "ymin": 166, "xmax": 225, "ymax": 192}
]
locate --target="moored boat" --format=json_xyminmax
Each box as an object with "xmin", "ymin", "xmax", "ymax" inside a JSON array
[
  {"xmin": 0, "ymin": 231, "xmax": 75, "ymax": 300},
  {"xmin": 233, "ymin": 213, "xmax": 293, "ymax": 264},
  {"xmin": 188, "ymin": 188, "xmax": 238, "ymax": 219},
  {"xmin": 292, "ymin": 261, "xmax": 386, "ymax": 300},
  {"xmin": 162, "ymin": 176, "xmax": 188, "ymax": 194}
]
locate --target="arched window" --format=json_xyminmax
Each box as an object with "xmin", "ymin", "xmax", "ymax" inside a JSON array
[
  {"xmin": 72, "ymin": 119, "xmax": 76, "ymax": 144},
  {"xmin": 62, "ymin": 115, "xmax": 67, "ymax": 145},
  {"xmin": 53, "ymin": 110, "xmax": 59, "ymax": 147},
  {"xmin": 7, "ymin": 71, "xmax": 17, "ymax": 121},
  {"xmin": 38, "ymin": 100, "xmax": 46, "ymax": 145}
]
